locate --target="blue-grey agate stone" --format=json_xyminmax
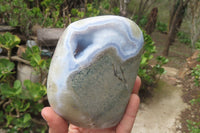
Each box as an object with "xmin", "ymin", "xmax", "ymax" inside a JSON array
[{"xmin": 47, "ymin": 15, "xmax": 144, "ymax": 129}]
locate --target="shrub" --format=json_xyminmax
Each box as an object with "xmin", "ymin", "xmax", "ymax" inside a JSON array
[
  {"xmin": 187, "ymin": 120, "xmax": 200, "ymax": 133},
  {"xmin": 0, "ymin": 0, "xmax": 119, "ymax": 38},
  {"xmin": 191, "ymin": 64, "xmax": 200, "ymax": 86},
  {"xmin": 139, "ymin": 30, "xmax": 168, "ymax": 90},
  {"xmin": 156, "ymin": 21, "xmax": 167, "ymax": 33},
  {"xmin": 0, "ymin": 32, "xmax": 20, "ymax": 60},
  {"xmin": 177, "ymin": 31, "xmax": 191, "ymax": 44},
  {"xmin": 188, "ymin": 47, "xmax": 200, "ymax": 133},
  {"xmin": 132, "ymin": 15, "xmax": 148, "ymax": 27},
  {"xmin": 0, "ymin": 33, "xmax": 49, "ymax": 132},
  {"xmin": 195, "ymin": 40, "xmax": 200, "ymax": 50}
]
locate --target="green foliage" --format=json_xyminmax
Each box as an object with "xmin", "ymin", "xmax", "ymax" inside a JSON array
[
  {"xmin": 195, "ymin": 40, "xmax": 200, "ymax": 50},
  {"xmin": 187, "ymin": 120, "xmax": 200, "ymax": 133},
  {"xmin": 22, "ymin": 46, "xmax": 51, "ymax": 82},
  {"xmin": 191, "ymin": 64, "xmax": 200, "ymax": 86},
  {"xmin": 153, "ymin": 56, "xmax": 168, "ymax": 75},
  {"xmin": 156, "ymin": 21, "xmax": 167, "ymax": 33},
  {"xmin": 0, "ymin": 0, "xmax": 120, "ymax": 37},
  {"xmin": 0, "ymin": 32, "xmax": 20, "ymax": 50},
  {"xmin": 0, "ymin": 59, "xmax": 15, "ymax": 83},
  {"xmin": 70, "ymin": 3, "xmax": 100, "ymax": 23},
  {"xmin": 24, "ymin": 80, "xmax": 47, "ymax": 101},
  {"xmin": 41, "ymin": 0, "xmax": 65, "ymax": 28},
  {"xmin": 0, "ymin": 0, "xmax": 64, "ymax": 36},
  {"xmin": 0, "ymin": 37, "xmax": 48, "ymax": 132},
  {"xmin": 0, "ymin": 0, "xmax": 43, "ymax": 36},
  {"xmin": 177, "ymin": 31, "xmax": 191, "ymax": 44},
  {"xmin": 85, "ymin": 3, "xmax": 100, "ymax": 17},
  {"xmin": 132, "ymin": 15, "xmax": 148, "ymax": 27},
  {"xmin": 112, "ymin": 7, "xmax": 120, "ymax": 15},
  {"xmin": 98, "ymin": 0, "xmax": 120, "ymax": 15},
  {"xmin": 0, "ymin": 32, "xmax": 20, "ymax": 60},
  {"xmin": 190, "ymin": 97, "xmax": 200, "ymax": 105},
  {"xmin": 139, "ymin": 31, "xmax": 168, "ymax": 89},
  {"xmin": 0, "ymin": 79, "xmax": 47, "ymax": 132},
  {"xmin": 101, "ymin": 0, "xmax": 110, "ymax": 10},
  {"xmin": 188, "ymin": 50, "xmax": 200, "ymax": 133},
  {"xmin": 1, "ymin": 80, "xmax": 22, "ymax": 98}
]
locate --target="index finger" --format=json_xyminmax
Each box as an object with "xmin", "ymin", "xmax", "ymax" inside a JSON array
[{"xmin": 132, "ymin": 76, "xmax": 141, "ymax": 95}]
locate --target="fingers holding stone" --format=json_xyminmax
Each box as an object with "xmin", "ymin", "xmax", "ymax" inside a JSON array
[
  {"xmin": 116, "ymin": 94, "xmax": 140, "ymax": 133},
  {"xmin": 132, "ymin": 76, "xmax": 141, "ymax": 95},
  {"xmin": 41, "ymin": 107, "xmax": 69, "ymax": 133}
]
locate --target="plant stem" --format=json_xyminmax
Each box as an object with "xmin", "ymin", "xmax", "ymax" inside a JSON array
[
  {"xmin": 0, "ymin": 56, "xmax": 30, "ymax": 65},
  {"xmin": 40, "ymin": 67, "xmax": 43, "ymax": 83},
  {"xmin": 7, "ymin": 48, "xmax": 11, "ymax": 61}
]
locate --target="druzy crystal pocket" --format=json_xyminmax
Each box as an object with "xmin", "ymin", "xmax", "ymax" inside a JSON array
[{"xmin": 47, "ymin": 15, "xmax": 144, "ymax": 129}]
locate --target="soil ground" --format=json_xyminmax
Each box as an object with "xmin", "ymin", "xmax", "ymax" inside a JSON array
[
  {"xmin": 177, "ymin": 73, "xmax": 200, "ymax": 133},
  {"xmin": 131, "ymin": 31, "xmax": 200, "ymax": 133}
]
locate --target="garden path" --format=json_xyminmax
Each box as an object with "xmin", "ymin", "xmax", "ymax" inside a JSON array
[{"xmin": 131, "ymin": 67, "xmax": 188, "ymax": 133}]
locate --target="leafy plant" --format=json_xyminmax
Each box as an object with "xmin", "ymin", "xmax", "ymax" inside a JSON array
[
  {"xmin": 177, "ymin": 31, "xmax": 191, "ymax": 44},
  {"xmin": 22, "ymin": 46, "xmax": 51, "ymax": 83},
  {"xmin": 0, "ymin": 35, "xmax": 49, "ymax": 132},
  {"xmin": 156, "ymin": 21, "xmax": 167, "ymax": 33},
  {"xmin": 0, "ymin": 32, "xmax": 20, "ymax": 60},
  {"xmin": 70, "ymin": 3, "xmax": 100, "ymax": 23},
  {"xmin": 187, "ymin": 119, "xmax": 200, "ymax": 133},
  {"xmin": 85, "ymin": 3, "xmax": 100, "ymax": 17},
  {"xmin": 132, "ymin": 15, "xmax": 148, "ymax": 27},
  {"xmin": 190, "ymin": 97, "xmax": 200, "ymax": 105},
  {"xmin": 0, "ymin": 59, "xmax": 15, "ymax": 84},
  {"xmin": 0, "ymin": 79, "xmax": 47, "ymax": 133},
  {"xmin": 195, "ymin": 40, "xmax": 200, "ymax": 50},
  {"xmin": 112, "ymin": 7, "xmax": 120, "ymax": 15},
  {"xmin": 139, "ymin": 30, "xmax": 168, "ymax": 89},
  {"xmin": 152, "ymin": 56, "xmax": 168, "ymax": 77},
  {"xmin": 191, "ymin": 64, "xmax": 200, "ymax": 86}
]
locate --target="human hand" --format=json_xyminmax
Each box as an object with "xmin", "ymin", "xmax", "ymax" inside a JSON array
[{"xmin": 41, "ymin": 76, "xmax": 141, "ymax": 133}]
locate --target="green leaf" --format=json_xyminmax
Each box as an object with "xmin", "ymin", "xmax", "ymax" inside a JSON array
[
  {"xmin": 23, "ymin": 113, "xmax": 31, "ymax": 123},
  {"xmin": 71, "ymin": 8, "xmax": 78, "ymax": 16},
  {"xmin": 0, "ymin": 59, "xmax": 15, "ymax": 80},
  {"xmin": 14, "ymin": 80, "xmax": 21, "ymax": 89},
  {"xmin": 13, "ymin": 80, "xmax": 22, "ymax": 95},
  {"xmin": 0, "ymin": 32, "xmax": 20, "ymax": 49},
  {"xmin": 0, "ymin": 83, "xmax": 14, "ymax": 97},
  {"xmin": 140, "ymin": 56, "xmax": 147, "ymax": 66},
  {"xmin": 0, "ymin": 80, "xmax": 22, "ymax": 97},
  {"xmin": 30, "ymin": 54, "xmax": 41, "ymax": 67},
  {"xmin": 6, "ymin": 115, "xmax": 13, "ymax": 127},
  {"xmin": 24, "ymin": 80, "xmax": 47, "ymax": 101},
  {"xmin": 0, "ymin": 111, "xmax": 4, "ymax": 123},
  {"xmin": 78, "ymin": 11, "xmax": 84, "ymax": 18}
]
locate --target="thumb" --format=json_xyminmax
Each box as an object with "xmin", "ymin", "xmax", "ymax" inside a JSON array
[{"xmin": 41, "ymin": 107, "xmax": 69, "ymax": 133}]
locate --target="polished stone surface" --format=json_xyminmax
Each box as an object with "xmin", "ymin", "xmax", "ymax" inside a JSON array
[{"xmin": 47, "ymin": 15, "xmax": 144, "ymax": 129}]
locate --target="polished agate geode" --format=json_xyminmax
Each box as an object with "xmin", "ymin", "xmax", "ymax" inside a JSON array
[{"xmin": 47, "ymin": 15, "xmax": 144, "ymax": 129}]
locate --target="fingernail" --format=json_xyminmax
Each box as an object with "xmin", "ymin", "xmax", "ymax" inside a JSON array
[{"xmin": 41, "ymin": 108, "xmax": 47, "ymax": 121}]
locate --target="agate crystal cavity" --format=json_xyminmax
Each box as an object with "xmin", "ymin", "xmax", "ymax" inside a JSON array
[{"xmin": 47, "ymin": 15, "xmax": 144, "ymax": 129}]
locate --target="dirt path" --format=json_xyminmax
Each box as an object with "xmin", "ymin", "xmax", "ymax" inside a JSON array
[{"xmin": 131, "ymin": 67, "xmax": 188, "ymax": 133}]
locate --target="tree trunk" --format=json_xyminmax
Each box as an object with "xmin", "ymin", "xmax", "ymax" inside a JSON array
[
  {"xmin": 145, "ymin": 7, "xmax": 158, "ymax": 35},
  {"xmin": 136, "ymin": 0, "xmax": 144, "ymax": 24},
  {"xmin": 168, "ymin": 0, "xmax": 178, "ymax": 31},
  {"xmin": 189, "ymin": 0, "xmax": 200, "ymax": 48},
  {"xmin": 120, "ymin": 0, "xmax": 130, "ymax": 16},
  {"xmin": 163, "ymin": 0, "xmax": 190, "ymax": 56}
]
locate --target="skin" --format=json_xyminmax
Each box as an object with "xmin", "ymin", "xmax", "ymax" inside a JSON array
[{"xmin": 41, "ymin": 76, "xmax": 141, "ymax": 133}]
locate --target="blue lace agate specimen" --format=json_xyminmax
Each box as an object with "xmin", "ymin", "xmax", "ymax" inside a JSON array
[{"xmin": 47, "ymin": 15, "xmax": 144, "ymax": 129}]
